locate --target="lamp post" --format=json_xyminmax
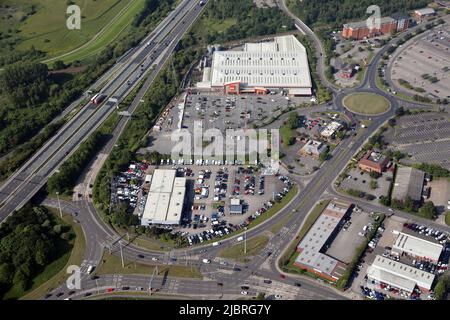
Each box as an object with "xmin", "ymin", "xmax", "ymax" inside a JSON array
[{"xmin": 56, "ymin": 192, "xmax": 62, "ymax": 219}]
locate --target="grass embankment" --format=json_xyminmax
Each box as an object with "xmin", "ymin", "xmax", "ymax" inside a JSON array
[
  {"xmin": 3, "ymin": 0, "xmax": 136, "ymax": 59},
  {"xmin": 20, "ymin": 208, "xmax": 86, "ymax": 300},
  {"xmin": 96, "ymin": 253, "xmax": 202, "ymax": 279},
  {"xmin": 53, "ymin": 0, "xmax": 146, "ymax": 64},
  {"xmin": 218, "ymin": 235, "xmax": 270, "ymax": 262},
  {"xmin": 343, "ymin": 93, "xmax": 390, "ymax": 115}
]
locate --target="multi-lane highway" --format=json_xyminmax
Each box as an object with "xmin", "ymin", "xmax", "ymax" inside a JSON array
[
  {"xmin": 0, "ymin": 0, "xmax": 208, "ymax": 223},
  {"xmin": 7, "ymin": 0, "xmax": 447, "ymax": 301}
]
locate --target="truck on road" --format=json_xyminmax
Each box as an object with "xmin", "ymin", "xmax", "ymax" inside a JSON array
[{"xmin": 90, "ymin": 93, "xmax": 107, "ymax": 105}]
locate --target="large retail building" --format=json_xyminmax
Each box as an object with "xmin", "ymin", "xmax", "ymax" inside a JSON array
[{"xmin": 196, "ymin": 35, "xmax": 312, "ymax": 96}]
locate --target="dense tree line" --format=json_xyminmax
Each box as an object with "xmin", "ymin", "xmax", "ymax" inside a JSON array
[
  {"xmin": 0, "ymin": 205, "xmax": 74, "ymax": 298},
  {"xmin": 198, "ymin": 0, "xmax": 294, "ymax": 44},
  {"xmin": 93, "ymin": 40, "xmax": 203, "ymax": 225},
  {"xmin": 0, "ymin": 62, "xmax": 50, "ymax": 108},
  {"xmin": 286, "ymin": 0, "xmax": 430, "ymax": 27},
  {"xmin": 413, "ymin": 163, "xmax": 450, "ymax": 178},
  {"xmin": 0, "ymin": 46, "xmax": 45, "ymax": 68},
  {"xmin": 47, "ymin": 131, "xmax": 105, "ymax": 195},
  {"xmin": 133, "ymin": 0, "xmax": 174, "ymax": 27},
  {"xmin": 0, "ymin": 0, "xmax": 176, "ymax": 181}
]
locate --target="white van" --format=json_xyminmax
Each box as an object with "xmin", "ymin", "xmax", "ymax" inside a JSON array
[
  {"xmin": 202, "ymin": 259, "xmax": 211, "ymax": 264},
  {"xmin": 237, "ymin": 236, "xmax": 244, "ymax": 242},
  {"xmin": 87, "ymin": 265, "xmax": 95, "ymax": 274}
]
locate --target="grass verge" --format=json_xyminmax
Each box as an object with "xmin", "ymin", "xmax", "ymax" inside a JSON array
[{"xmin": 218, "ymin": 234, "xmax": 270, "ymax": 263}]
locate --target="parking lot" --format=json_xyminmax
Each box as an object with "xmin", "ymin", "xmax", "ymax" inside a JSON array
[
  {"xmin": 340, "ymin": 168, "xmax": 392, "ymax": 201},
  {"xmin": 326, "ymin": 207, "xmax": 372, "ymax": 264},
  {"xmin": 383, "ymin": 112, "xmax": 450, "ymax": 170},
  {"xmin": 390, "ymin": 19, "xmax": 450, "ymax": 99},
  {"xmin": 144, "ymin": 93, "xmax": 309, "ymax": 156},
  {"xmin": 142, "ymin": 165, "xmax": 294, "ymax": 246},
  {"xmin": 110, "ymin": 162, "xmax": 149, "ymax": 215},
  {"xmin": 428, "ymin": 178, "xmax": 450, "ymax": 215},
  {"xmin": 353, "ymin": 215, "xmax": 450, "ymax": 300}
]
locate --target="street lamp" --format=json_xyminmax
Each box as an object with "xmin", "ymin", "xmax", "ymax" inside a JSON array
[
  {"xmin": 244, "ymin": 227, "xmax": 248, "ymax": 254},
  {"xmin": 55, "ymin": 192, "xmax": 62, "ymax": 219}
]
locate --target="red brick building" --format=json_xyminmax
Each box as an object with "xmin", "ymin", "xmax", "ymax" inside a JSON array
[
  {"xmin": 358, "ymin": 150, "xmax": 390, "ymax": 174},
  {"xmin": 342, "ymin": 15, "xmax": 410, "ymax": 40}
]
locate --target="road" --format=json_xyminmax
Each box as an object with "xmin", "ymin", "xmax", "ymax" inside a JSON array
[{"xmin": 0, "ymin": 0, "xmax": 207, "ymax": 223}]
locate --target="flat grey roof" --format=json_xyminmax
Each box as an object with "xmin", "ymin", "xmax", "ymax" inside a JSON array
[{"xmin": 392, "ymin": 166, "xmax": 425, "ymax": 201}]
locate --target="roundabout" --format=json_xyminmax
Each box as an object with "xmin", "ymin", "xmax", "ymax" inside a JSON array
[{"xmin": 342, "ymin": 92, "xmax": 391, "ymax": 116}]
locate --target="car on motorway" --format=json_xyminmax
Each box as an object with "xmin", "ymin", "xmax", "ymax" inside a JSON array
[
  {"xmin": 294, "ymin": 282, "xmax": 302, "ymax": 287},
  {"xmin": 68, "ymin": 290, "xmax": 76, "ymax": 295},
  {"xmin": 138, "ymin": 254, "xmax": 145, "ymax": 258},
  {"xmin": 263, "ymin": 279, "xmax": 272, "ymax": 284},
  {"xmin": 240, "ymin": 291, "xmax": 248, "ymax": 295},
  {"xmin": 280, "ymin": 274, "xmax": 286, "ymax": 279},
  {"xmin": 202, "ymin": 259, "xmax": 211, "ymax": 264},
  {"xmin": 56, "ymin": 292, "xmax": 64, "ymax": 297},
  {"xmin": 84, "ymin": 292, "xmax": 92, "ymax": 297},
  {"xmin": 241, "ymin": 286, "xmax": 249, "ymax": 290},
  {"xmin": 233, "ymin": 267, "xmax": 241, "ymax": 272},
  {"xmin": 44, "ymin": 293, "xmax": 52, "ymax": 299},
  {"xmin": 217, "ymin": 282, "xmax": 223, "ymax": 286},
  {"xmin": 151, "ymin": 257, "xmax": 158, "ymax": 261},
  {"xmin": 274, "ymin": 294, "xmax": 282, "ymax": 300}
]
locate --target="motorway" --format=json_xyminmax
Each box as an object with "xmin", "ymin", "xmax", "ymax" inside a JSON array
[
  {"xmin": 5, "ymin": 0, "xmax": 448, "ymax": 301},
  {"xmin": 0, "ymin": 0, "xmax": 208, "ymax": 222}
]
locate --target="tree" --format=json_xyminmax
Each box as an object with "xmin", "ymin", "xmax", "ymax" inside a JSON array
[
  {"xmin": 379, "ymin": 195, "xmax": 390, "ymax": 206},
  {"xmin": 286, "ymin": 112, "xmax": 300, "ymax": 130},
  {"xmin": 434, "ymin": 276, "xmax": 449, "ymax": 300},
  {"xmin": 369, "ymin": 180, "xmax": 378, "ymax": 190},
  {"xmin": 255, "ymin": 292, "xmax": 266, "ymax": 300},
  {"xmin": 395, "ymin": 107, "xmax": 405, "ymax": 117},
  {"xmin": 369, "ymin": 171, "xmax": 381, "ymax": 179},
  {"xmin": 419, "ymin": 201, "xmax": 437, "ymax": 219},
  {"xmin": 52, "ymin": 60, "xmax": 66, "ymax": 70}
]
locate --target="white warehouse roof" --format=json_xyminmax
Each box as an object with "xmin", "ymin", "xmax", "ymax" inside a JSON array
[
  {"xmin": 141, "ymin": 170, "xmax": 186, "ymax": 226},
  {"xmin": 208, "ymin": 35, "xmax": 312, "ymax": 94},
  {"xmin": 367, "ymin": 255, "xmax": 435, "ymax": 292},
  {"xmin": 393, "ymin": 231, "xmax": 443, "ymax": 262}
]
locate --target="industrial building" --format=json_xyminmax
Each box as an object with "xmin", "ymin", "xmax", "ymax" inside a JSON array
[
  {"xmin": 414, "ymin": 7, "xmax": 436, "ymax": 19},
  {"xmin": 392, "ymin": 166, "xmax": 425, "ymax": 202},
  {"xmin": 197, "ymin": 35, "xmax": 312, "ymax": 96},
  {"xmin": 358, "ymin": 150, "xmax": 390, "ymax": 174},
  {"xmin": 293, "ymin": 201, "xmax": 352, "ymax": 282},
  {"xmin": 141, "ymin": 169, "xmax": 186, "ymax": 226},
  {"xmin": 367, "ymin": 255, "xmax": 436, "ymax": 294},
  {"xmin": 342, "ymin": 15, "xmax": 411, "ymax": 40},
  {"xmin": 392, "ymin": 230, "xmax": 443, "ymax": 263}
]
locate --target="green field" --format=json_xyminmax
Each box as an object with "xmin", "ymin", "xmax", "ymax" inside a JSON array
[
  {"xmin": 343, "ymin": 93, "xmax": 390, "ymax": 115},
  {"xmin": 1, "ymin": 0, "xmax": 143, "ymax": 62}
]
